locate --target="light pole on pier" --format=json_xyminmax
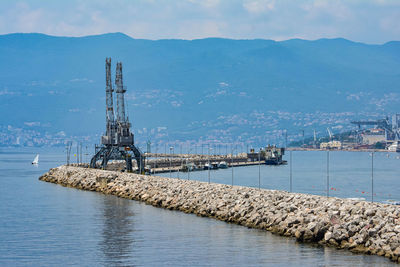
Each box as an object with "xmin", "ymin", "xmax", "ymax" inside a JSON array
[
  {"xmin": 289, "ymin": 150, "xmax": 292, "ymax": 192},
  {"xmin": 371, "ymin": 151, "xmax": 374, "ymax": 203},
  {"xmin": 139, "ymin": 153, "xmax": 142, "ymax": 174},
  {"xmin": 208, "ymin": 146, "xmax": 212, "ymax": 184},
  {"xmin": 231, "ymin": 147, "xmax": 236, "ymax": 186},
  {"xmin": 285, "ymin": 130, "xmax": 288, "ymax": 148},
  {"xmin": 85, "ymin": 145, "xmax": 88, "ymax": 164},
  {"xmin": 169, "ymin": 146, "xmax": 174, "ymax": 178},
  {"xmin": 180, "ymin": 157, "xmax": 184, "ymax": 180},
  {"xmin": 76, "ymin": 142, "xmax": 79, "ymax": 164},
  {"xmin": 66, "ymin": 141, "xmax": 72, "ymax": 166},
  {"xmin": 187, "ymin": 147, "xmax": 193, "ymax": 181},
  {"xmin": 327, "ymin": 150, "xmax": 330, "ymax": 198},
  {"xmin": 258, "ymin": 148, "xmax": 262, "ymax": 190},
  {"xmin": 154, "ymin": 143, "xmax": 158, "ymax": 175}
]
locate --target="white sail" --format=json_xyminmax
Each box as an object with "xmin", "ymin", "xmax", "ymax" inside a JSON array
[{"xmin": 32, "ymin": 154, "xmax": 39, "ymax": 164}]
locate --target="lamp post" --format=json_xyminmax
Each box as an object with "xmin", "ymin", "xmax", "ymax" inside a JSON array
[
  {"xmin": 76, "ymin": 143, "xmax": 79, "ymax": 164},
  {"xmin": 327, "ymin": 150, "xmax": 330, "ymax": 197},
  {"xmin": 139, "ymin": 153, "xmax": 142, "ymax": 174},
  {"xmin": 180, "ymin": 157, "xmax": 184, "ymax": 180},
  {"xmin": 371, "ymin": 152, "xmax": 374, "ymax": 203},
  {"xmin": 154, "ymin": 143, "xmax": 158, "ymax": 175},
  {"xmin": 169, "ymin": 146, "xmax": 174, "ymax": 178},
  {"xmin": 85, "ymin": 145, "xmax": 88, "ymax": 164},
  {"xmin": 258, "ymin": 147, "xmax": 262, "ymax": 189},
  {"xmin": 187, "ymin": 147, "xmax": 193, "ymax": 181},
  {"xmin": 231, "ymin": 147, "xmax": 236, "ymax": 186},
  {"xmin": 208, "ymin": 146, "xmax": 212, "ymax": 184},
  {"xmin": 177, "ymin": 158, "xmax": 180, "ymax": 179},
  {"xmin": 290, "ymin": 150, "xmax": 292, "ymax": 192}
]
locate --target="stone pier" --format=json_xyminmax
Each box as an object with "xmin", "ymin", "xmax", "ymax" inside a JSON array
[{"xmin": 39, "ymin": 166, "xmax": 400, "ymax": 263}]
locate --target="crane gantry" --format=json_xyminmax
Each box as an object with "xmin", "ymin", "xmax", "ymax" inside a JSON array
[{"xmin": 90, "ymin": 58, "xmax": 144, "ymax": 173}]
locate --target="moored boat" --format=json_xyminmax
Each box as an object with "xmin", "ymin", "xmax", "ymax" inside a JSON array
[
  {"xmin": 387, "ymin": 141, "xmax": 400, "ymax": 152},
  {"xmin": 203, "ymin": 163, "xmax": 212, "ymax": 170},
  {"xmin": 218, "ymin": 161, "xmax": 228, "ymax": 169}
]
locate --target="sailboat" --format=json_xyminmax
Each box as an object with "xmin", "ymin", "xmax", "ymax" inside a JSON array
[{"xmin": 32, "ymin": 154, "xmax": 39, "ymax": 165}]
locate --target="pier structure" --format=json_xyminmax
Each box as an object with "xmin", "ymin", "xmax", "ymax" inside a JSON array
[
  {"xmin": 90, "ymin": 58, "xmax": 144, "ymax": 173},
  {"xmin": 100, "ymin": 150, "xmax": 284, "ymax": 173}
]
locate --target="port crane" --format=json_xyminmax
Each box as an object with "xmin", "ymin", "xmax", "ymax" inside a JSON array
[
  {"xmin": 313, "ymin": 130, "xmax": 317, "ymax": 148},
  {"xmin": 351, "ymin": 116, "xmax": 400, "ymax": 140},
  {"xmin": 327, "ymin": 127, "xmax": 333, "ymax": 141},
  {"xmin": 90, "ymin": 58, "xmax": 144, "ymax": 173}
]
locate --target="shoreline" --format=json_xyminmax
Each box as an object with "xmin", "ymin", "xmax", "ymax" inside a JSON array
[
  {"xmin": 286, "ymin": 147, "xmax": 390, "ymax": 152},
  {"xmin": 39, "ymin": 166, "xmax": 400, "ymax": 264}
]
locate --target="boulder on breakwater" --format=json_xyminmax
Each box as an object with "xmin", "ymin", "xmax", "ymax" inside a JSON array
[{"xmin": 39, "ymin": 166, "xmax": 400, "ymax": 263}]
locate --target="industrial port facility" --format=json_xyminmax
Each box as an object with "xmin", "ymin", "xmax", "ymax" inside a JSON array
[
  {"xmin": 292, "ymin": 116, "xmax": 400, "ymax": 152},
  {"xmin": 89, "ymin": 59, "xmax": 286, "ymax": 173}
]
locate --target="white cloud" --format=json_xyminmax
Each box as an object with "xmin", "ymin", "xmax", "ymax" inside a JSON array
[
  {"xmin": 189, "ymin": 0, "xmax": 221, "ymax": 9},
  {"xmin": 243, "ymin": 0, "xmax": 275, "ymax": 14}
]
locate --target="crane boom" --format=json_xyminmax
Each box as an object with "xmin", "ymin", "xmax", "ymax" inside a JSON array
[{"xmin": 327, "ymin": 127, "xmax": 333, "ymax": 140}]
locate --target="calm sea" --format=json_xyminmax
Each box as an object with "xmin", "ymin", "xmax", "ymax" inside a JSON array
[
  {"xmin": 0, "ymin": 147, "xmax": 397, "ymax": 266},
  {"xmin": 160, "ymin": 150, "xmax": 400, "ymax": 203}
]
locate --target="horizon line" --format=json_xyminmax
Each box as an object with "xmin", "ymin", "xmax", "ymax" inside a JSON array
[{"xmin": 0, "ymin": 32, "xmax": 398, "ymax": 45}]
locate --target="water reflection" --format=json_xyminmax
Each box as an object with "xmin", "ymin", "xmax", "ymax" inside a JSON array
[{"xmin": 100, "ymin": 196, "xmax": 136, "ymax": 266}]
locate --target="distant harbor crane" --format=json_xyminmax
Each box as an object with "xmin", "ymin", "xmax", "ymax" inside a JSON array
[
  {"xmin": 327, "ymin": 127, "xmax": 333, "ymax": 141},
  {"xmin": 313, "ymin": 130, "xmax": 317, "ymax": 148},
  {"xmin": 351, "ymin": 115, "xmax": 400, "ymax": 141}
]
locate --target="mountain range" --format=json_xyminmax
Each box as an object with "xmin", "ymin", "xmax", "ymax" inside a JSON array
[{"xmin": 0, "ymin": 33, "xmax": 399, "ymax": 147}]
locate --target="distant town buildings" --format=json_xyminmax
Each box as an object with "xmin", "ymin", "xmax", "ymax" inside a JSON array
[{"xmin": 320, "ymin": 140, "xmax": 342, "ymax": 150}]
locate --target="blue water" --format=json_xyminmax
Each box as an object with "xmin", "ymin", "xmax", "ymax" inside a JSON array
[
  {"xmin": 161, "ymin": 151, "xmax": 400, "ymax": 203},
  {"xmin": 0, "ymin": 148, "xmax": 397, "ymax": 266}
]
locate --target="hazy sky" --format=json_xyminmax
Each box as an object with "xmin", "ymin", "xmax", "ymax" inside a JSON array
[{"xmin": 0, "ymin": 0, "xmax": 399, "ymax": 43}]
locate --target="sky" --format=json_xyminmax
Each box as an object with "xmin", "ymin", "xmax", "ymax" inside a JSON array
[{"xmin": 0, "ymin": 0, "xmax": 399, "ymax": 43}]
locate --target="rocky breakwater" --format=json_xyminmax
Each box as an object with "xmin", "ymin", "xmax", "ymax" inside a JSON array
[{"xmin": 39, "ymin": 166, "xmax": 400, "ymax": 263}]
